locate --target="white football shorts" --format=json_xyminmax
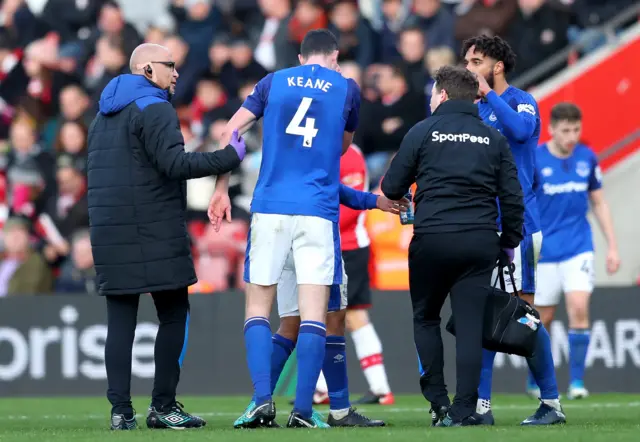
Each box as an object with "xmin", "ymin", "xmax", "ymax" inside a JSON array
[
  {"xmin": 243, "ymin": 213, "xmax": 343, "ymax": 286},
  {"xmin": 277, "ymin": 250, "xmax": 348, "ymax": 318},
  {"xmin": 535, "ymin": 251, "xmax": 595, "ymax": 307}
]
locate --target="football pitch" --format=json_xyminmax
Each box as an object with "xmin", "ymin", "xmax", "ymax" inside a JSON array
[{"xmin": 1, "ymin": 394, "xmax": 639, "ymax": 441}]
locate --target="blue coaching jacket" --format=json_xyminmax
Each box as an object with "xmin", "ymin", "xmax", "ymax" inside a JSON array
[{"xmin": 87, "ymin": 74, "xmax": 241, "ymax": 295}]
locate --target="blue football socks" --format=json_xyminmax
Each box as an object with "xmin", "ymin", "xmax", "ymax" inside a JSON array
[{"xmin": 293, "ymin": 321, "xmax": 327, "ymax": 418}]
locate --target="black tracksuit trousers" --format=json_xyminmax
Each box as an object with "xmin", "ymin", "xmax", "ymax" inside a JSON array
[
  {"xmin": 105, "ymin": 287, "xmax": 190, "ymax": 414},
  {"xmin": 409, "ymin": 230, "xmax": 499, "ymax": 421}
]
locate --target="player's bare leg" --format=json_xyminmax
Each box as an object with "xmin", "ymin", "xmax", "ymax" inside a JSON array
[
  {"xmin": 347, "ymin": 310, "xmax": 394, "ymax": 405},
  {"xmin": 242, "ymin": 283, "xmax": 277, "ymax": 427},
  {"xmin": 287, "ymin": 285, "xmax": 330, "ymax": 428},
  {"xmin": 565, "ymin": 291, "xmax": 591, "ymax": 399}
]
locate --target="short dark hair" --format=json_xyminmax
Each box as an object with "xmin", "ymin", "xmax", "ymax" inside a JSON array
[
  {"xmin": 300, "ymin": 29, "xmax": 338, "ymax": 58},
  {"xmin": 550, "ymin": 102, "xmax": 582, "ymax": 124},
  {"xmin": 433, "ymin": 65, "xmax": 479, "ymax": 102},
  {"xmin": 461, "ymin": 35, "xmax": 516, "ymax": 74}
]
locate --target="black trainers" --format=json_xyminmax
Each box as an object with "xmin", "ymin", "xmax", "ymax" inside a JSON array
[
  {"xmin": 435, "ymin": 412, "xmax": 485, "ymax": 427},
  {"xmin": 110, "ymin": 410, "xmax": 137, "ymax": 430},
  {"xmin": 146, "ymin": 401, "xmax": 206, "ymax": 429},
  {"xmin": 327, "ymin": 408, "xmax": 385, "ymax": 427},
  {"xmin": 429, "ymin": 405, "xmax": 449, "ymax": 427}
]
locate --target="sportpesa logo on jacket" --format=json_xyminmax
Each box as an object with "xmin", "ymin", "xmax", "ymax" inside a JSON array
[{"xmin": 431, "ymin": 131, "xmax": 491, "ymax": 145}]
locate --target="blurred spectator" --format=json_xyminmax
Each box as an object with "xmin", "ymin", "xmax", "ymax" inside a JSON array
[
  {"xmin": 89, "ymin": 1, "xmax": 142, "ymax": 59},
  {"xmin": 357, "ymin": 64, "xmax": 426, "ymax": 186},
  {"xmin": 46, "ymin": 154, "xmax": 88, "ymax": 241},
  {"xmin": 163, "ymin": 34, "xmax": 202, "ymax": 107},
  {"xmin": 40, "ymin": 0, "xmax": 104, "ymax": 44},
  {"xmin": 190, "ymin": 73, "xmax": 234, "ymax": 138},
  {"xmin": 328, "ymin": 0, "xmax": 375, "ymax": 67},
  {"xmin": 7, "ymin": 118, "xmax": 56, "ymax": 201},
  {"xmin": 55, "ymin": 228, "xmax": 97, "ymax": 294},
  {"xmin": 41, "ymin": 84, "xmax": 92, "ymax": 149},
  {"xmin": 372, "ymin": 0, "xmax": 412, "ymax": 63},
  {"xmin": 249, "ymin": 0, "xmax": 292, "ymax": 71},
  {"xmin": 54, "ymin": 120, "xmax": 88, "ymax": 159},
  {"xmin": 219, "ymin": 38, "xmax": 268, "ymax": 97},
  {"xmin": 454, "ymin": 0, "xmax": 518, "ymax": 43},
  {"xmin": 280, "ymin": 0, "xmax": 328, "ymax": 68},
  {"xmin": 398, "ymin": 26, "xmax": 429, "ymax": 93},
  {"xmin": 208, "ymin": 35, "xmax": 231, "ymax": 76},
  {"xmin": 506, "ymin": 0, "xmax": 570, "ymax": 83},
  {"xmin": 84, "ymin": 34, "xmax": 129, "ymax": 114},
  {"xmin": 0, "ymin": 217, "xmax": 53, "ymax": 296},
  {"xmin": 405, "ymin": 0, "xmax": 456, "ymax": 50},
  {"xmin": 170, "ymin": 0, "xmax": 223, "ymax": 62},
  {"xmin": 145, "ymin": 26, "xmax": 170, "ymax": 45},
  {"xmin": 424, "ymin": 46, "xmax": 456, "ymax": 115}
]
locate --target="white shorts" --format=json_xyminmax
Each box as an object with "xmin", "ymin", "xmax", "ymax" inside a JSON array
[
  {"xmin": 535, "ymin": 252, "xmax": 595, "ymax": 307},
  {"xmin": 243, "ymin": 213, "xmax": 343, "ymax": 286},
  {"xmin": 492, "ymin": 231, "xmax": 543, "ymax": 294},
  {"xmin": 277, "ymin": 251, "xmax": 348, "ymax": 318}
]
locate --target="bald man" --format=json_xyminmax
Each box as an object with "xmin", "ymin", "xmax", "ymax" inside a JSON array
[{"xmin": 87, "ymin": 43, "xmax": 246, "ymax": 431}]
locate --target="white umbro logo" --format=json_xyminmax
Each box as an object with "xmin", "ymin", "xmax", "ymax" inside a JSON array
[
  {"xmin": 489, "ymin": 113, "xmax": 497, "ymax": 122},
  {"xmin": 334, "ymin": 354, "xmax": 345, "ymax": 363}
]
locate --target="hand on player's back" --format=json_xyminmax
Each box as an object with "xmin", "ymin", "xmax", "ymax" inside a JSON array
[{"xmin": 376, "ymin": 195, "xmax": 409, "ymax": 215}]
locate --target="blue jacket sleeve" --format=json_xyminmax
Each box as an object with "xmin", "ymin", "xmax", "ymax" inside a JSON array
[
  {"xmin": 339, "ymin": 184, "xmax": 378, "ymax": 210},
  {"xmin": 485, "ymin": 90, "xmax": 538, "ymax": 143}
]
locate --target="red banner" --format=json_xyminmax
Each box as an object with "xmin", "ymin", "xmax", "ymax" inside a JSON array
[{"xmin": 533, "ymin": 31, "xmax": 640, "ymax": 170}]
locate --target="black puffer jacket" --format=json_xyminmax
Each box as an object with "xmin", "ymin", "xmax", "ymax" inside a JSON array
[{"xmin": 87, "ymin": 74, "xmax": 241, "ymax": 295}]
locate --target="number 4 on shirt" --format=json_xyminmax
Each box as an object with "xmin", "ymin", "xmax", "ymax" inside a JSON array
[{"xmin": 286, "ymin": 97, "xmax": 318, "ymax": 148}]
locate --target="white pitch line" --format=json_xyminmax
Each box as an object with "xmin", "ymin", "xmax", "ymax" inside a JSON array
[{"xmin": 1, "ymin": 401, "xmax": 639, "ymax": 421}]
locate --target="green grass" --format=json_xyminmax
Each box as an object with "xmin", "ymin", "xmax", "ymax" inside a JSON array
[{"xmin": 0, "ymin": 394, "xmax": 639, "ymax": 441}]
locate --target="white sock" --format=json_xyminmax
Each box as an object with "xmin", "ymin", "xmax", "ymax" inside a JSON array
[
  {"xmin": 476, "ymin": 398, "xmax": 491, "ymax": 414},
  {"xmin": 351, "ymin": 323, "xmax": 391, "ymax": 395},
  {"xmin": 315, "ymin": 370, "xmax": 328, "ymax": 394},
  {"xmin": 330, "ymin": 408, "xmax": 350, "ymax": 420},
  {"xmin": 542, "ymin": 398, "xmax": 562, "ymax": 412}
]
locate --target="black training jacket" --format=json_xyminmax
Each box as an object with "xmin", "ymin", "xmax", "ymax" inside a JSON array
[{"xmin": 381, "ymin": 99, "xmax": 524, "ymax": 249}]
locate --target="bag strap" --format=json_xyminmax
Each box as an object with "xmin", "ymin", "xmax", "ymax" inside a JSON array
[{"xmin": 494, "ymin": 261, "xmax": 518, "ymax": 297}]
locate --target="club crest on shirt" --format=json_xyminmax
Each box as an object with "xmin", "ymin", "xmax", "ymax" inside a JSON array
[
  {"xmin": 576, "ymin": 161, "xmax": 590, "ymax": 178},
  {"xmin": 541, "ymin": 167, "xmax": 553, "ymax": 177}
]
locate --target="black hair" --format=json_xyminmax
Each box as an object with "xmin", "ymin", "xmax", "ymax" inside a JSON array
[
  {"xmin": 433, "ymin": 65, "xmax": 479, "ymax": 102},
  {"xmin": 550, "ymin": 102, "xmax": 582, "ymax": 124},
  {"xmin": 300, "ymin": 29, "xmax": 338, "ymax": 58},
  {"xmin": 461, "ymin": 35, "xmax": 516, "ymax": 74}
]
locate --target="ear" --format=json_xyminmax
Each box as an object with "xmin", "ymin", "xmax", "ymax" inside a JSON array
[
  {"xmin": 494, "ymin": 60, "xmax": 504, "ymax": 76},
  {"xmin": 298, "ymin": 54, "xmax": 305, "ymax": 66}
]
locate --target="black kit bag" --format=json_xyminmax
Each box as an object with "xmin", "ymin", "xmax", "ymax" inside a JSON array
[{"xmin": 446, "ymin": 258, "xmax": 541, "ymax": 358}]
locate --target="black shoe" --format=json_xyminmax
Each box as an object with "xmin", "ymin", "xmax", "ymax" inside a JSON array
[
  {"xmin": 435, "ymin": 412, "xmax": 485, "ymax": 427},
  {"xmin": 327, "ymin": 408, "xmax": 385, "ymax": 427},
  {"xmin": 110, "ymin": 410, "xmax": 137, "ymax": 430},
  {"xmin": 236, "ymin": 400, "xmax": 277, "ymax": 429},
  {"xmin": 429, "ymin": 405, "xmax": 449, "ymax": 427},
  {"xmin": 521, "ymin": 401, "xmax": 566, "ymax": 426},
  {"xmin": 146, "ymin": 401, "xmax": 206, "ymax": 429}
]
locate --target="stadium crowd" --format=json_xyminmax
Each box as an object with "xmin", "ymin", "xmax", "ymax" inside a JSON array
[{"xmin": 0, "ymin": 0, "xmax": 634, "ymax": 296}]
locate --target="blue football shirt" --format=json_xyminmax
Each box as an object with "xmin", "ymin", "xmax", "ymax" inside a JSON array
[
  {"xmin": 535, "ymin": 143, "xmax": 602, "ymax": 263},
  {"xmin": 479, "ymin": 86, "xmax": 541, "ymax": 236},
  {"xmin": 242, "ymin": 65, "xmax": 361, "ymax": 223}
]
